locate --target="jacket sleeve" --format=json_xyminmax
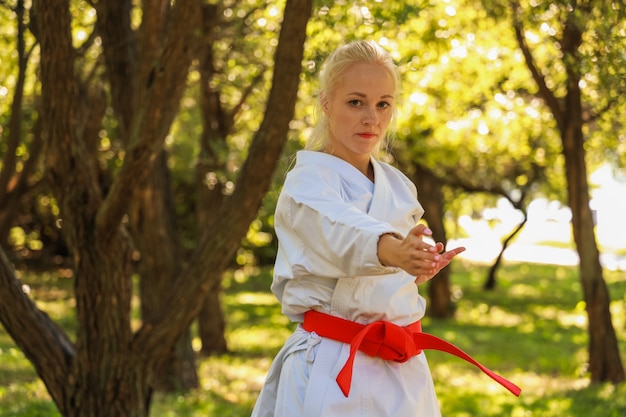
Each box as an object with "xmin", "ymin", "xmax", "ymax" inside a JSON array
[{"xmin": 275, "ymin": 168, "xmax": 400, "ymax": 279}]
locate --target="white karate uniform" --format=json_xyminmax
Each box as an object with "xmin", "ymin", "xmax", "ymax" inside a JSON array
[{"xmin": 251, "ymin": 151, "xmax": 441, "ymax": 417}]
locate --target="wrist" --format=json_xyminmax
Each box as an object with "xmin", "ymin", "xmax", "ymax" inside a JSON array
[{"xmin": 377, "ymin": 232, "xmax": 402, "ymax": 267}]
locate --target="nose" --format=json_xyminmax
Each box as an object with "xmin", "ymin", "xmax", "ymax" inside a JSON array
[{"xmin": 362, "ymin": 105, "xmax": 378, "ymax": 126}]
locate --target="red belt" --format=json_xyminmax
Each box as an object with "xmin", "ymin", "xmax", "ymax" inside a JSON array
[{"xmin": 302, "ymin": 310, "xmax": 521, "ymax": 398}]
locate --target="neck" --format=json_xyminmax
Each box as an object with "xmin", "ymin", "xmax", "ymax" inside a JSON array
[
  {"xmin": 349, "ymin": 157, "xmax": 372, "ymax": 179},
  {"xmin": 323, "ymin": 146, "xmax": 374, "ymax": 181}
]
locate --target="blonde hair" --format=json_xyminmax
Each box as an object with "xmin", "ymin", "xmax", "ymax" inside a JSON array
[{"xmin": 305, "ymin": 40, "xmax": 400, "ymax": 158}]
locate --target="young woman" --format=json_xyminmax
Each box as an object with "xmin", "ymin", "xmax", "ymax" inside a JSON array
[{"xmin": 252, "ymin": 40, "xmax": 519, "ymax": 417}]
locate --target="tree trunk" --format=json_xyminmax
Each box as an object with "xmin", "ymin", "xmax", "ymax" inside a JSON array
[
  {"xmin": 562, "ymin": 108, "xmax": 625, "ymax": 383},
  {"xmin": 96, "ymin": 0, "xmax": 199, "ymax": 392},
  {"xmin": 198, "ymin": 289, "xmax": 228, "ymax": 355},
  {"xmin": 411, "ymin": 163, "xmax": 454, "ymax": 318},
  {"xmin": 484, "ymin": 216, "xmax": 527, "ymax": 290},
  {"xmin": 513, "ymin": 3, "xmax": 625, "ymax": 383},
  {"xmin": 558, "ymin": 10, "xmax": 624, "ymax": 384},
  {"xmin": 196, "ymin": 4, "xmax": 229, "ymax": 354},
  {"xmin": 564, "ymin": 133, "xmax": 625, "ymax": 382},
  {"xmin": 27, "ymin": 0, "xmax": 201, "ymax": 415},
  {"xmin": 129, "ymin": 151, "xmax": 199, "ymax": 391}
]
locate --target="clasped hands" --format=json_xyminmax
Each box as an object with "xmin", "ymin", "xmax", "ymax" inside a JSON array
[{"xmin": 377, "ymin": 224, "xmax": 466, "ymax": 285}]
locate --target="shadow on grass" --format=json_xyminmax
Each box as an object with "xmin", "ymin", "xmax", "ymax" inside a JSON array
[
  {"xmin": 152, "ymin": 389, "xmax": 255, "ymax": 417},
  {"xmin": 425, "ymin": 318, "xmax": 585, "ymax": 376},
  {"xmin": 0, "ymin": 399, "xmax": 61, "ymax": 417},
  {"xmin": 436, "ymin": 382, "xmax": 626, "ymax": 417},
  {"xmin": 562, "ymin": 383, "xmax": 626, "ymax": 417},
  {"xmin": 0, "ymin": 366, "xmax": 41, "ymax": 387},
  {"xmin": 424, "ymin": 261, "xmax": 626, "ymax": 416},
  {"xmin": 0, "ymin": 378, "xmax": 61, "ymax": 417}
]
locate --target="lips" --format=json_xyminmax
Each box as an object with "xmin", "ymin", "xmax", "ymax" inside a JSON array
[{"xmin": 357, "ymin": 132, "xmax": 377, "ymax": 139}]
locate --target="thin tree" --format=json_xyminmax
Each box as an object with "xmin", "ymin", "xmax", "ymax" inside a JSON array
[
  {"xmin": 511, "ymin": 0, "xmax": 624, "ymax": 383},
  {"xmin": 0, "ymin": 0, "xmax": 43, "ymax": 245}
]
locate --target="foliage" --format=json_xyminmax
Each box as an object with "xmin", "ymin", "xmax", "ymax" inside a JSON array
[
  {"xmin": 2, "ymin": 261, "xmax": 624, "ymax": 416},
  {"xmin": 1, "ymin": 0, "xmax": 624, "ymax": 264},
  {"xmin": 393, "ymin": 0, "xmax": 566, "ymax": 208},
  {"xmin": 498, "ymin": 0, "xmax": 626, "ymax": 171}
]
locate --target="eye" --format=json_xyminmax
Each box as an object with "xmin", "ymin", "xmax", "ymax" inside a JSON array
[
  {"xmin": 348, "ymin": 99, "xmax": 363, "ymax": 106},
  {"xmin": 377, "ymin": 101, "xmax": 391, "ymax": 109}
]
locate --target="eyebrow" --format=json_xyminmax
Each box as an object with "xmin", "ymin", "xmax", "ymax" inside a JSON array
[{"xmin": 346, "ymin": 92, "xmax": 394, "ymax": 100}]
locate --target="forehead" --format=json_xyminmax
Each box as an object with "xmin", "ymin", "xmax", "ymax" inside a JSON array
[{"xmin": 336, "ymin": 63, "xmax": 395, "ymax": 98}]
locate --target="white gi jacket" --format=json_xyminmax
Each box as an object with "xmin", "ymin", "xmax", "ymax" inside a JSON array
[{"xmin": 251, "ymin": 151, "xmax": 441, "ymax": 417}]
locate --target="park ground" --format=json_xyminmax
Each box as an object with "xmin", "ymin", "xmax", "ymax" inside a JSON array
[{"xmin": 1, "ymin": 255, "xmax": 625, "ymax": 416}]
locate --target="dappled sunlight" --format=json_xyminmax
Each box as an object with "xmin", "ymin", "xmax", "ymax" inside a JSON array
[
  {"xmin": 433, "ymin": 366, "xmax": 626, "ymax": 417},
  {"xmin": 510, "ymin": 372, "xmax": 589, "ymax": 396},
  {"xmin": 526, "ymin": 304, "xmax": 587, "ymax": 330},
  {"xmin": 232, "ymin": 292, "xmax": 277, "ymax": 306},
  {"xmin": 223, "ymin": 292, "xmax": 292, "ymax": 351},
  {"xmin": 22, "ymin": 271, "xmax": 76, "ymax": 323},
  {"xmin": 0, "ymin": 348, "xmax": 43, "ymax": 386},
  {"xmin": 0, "ymin": 337, "xmax": 58, "ymax": 414},
  {"xmin": 221, "ymin": 287, "xmax": 296, "ymax": 359},
  {"xmin": 151, "ymin": 356, "xmax": 267, "ymax": 416},
  {"xmin": 555, "ymin": 308, "xmax": 587, "ymax": 329},
  {"xmin": 228, "ymin": 306, "xmax": 290, "ymax": 329},
  {"xmin": 431, "ymin": 366, "xmax": 586, "ymax": 399},
  {"xmin": 2, "ymin": 263, "xmax": 624, "ymax": 416},
  {"xmin": 198, "ymin": 357, "xmax": 269, "ymax": 403},
  {"xmin": 227, "ymin": 326, "xmax": 291, "ymax": 355},
  {"xmin": 508, "ymin": 282, "xmax": 542, "ymax": 298},
  {"xmin": 28, "ymin": 281, "xmax": 73, "ymax": 303},
  {"xmin": 32, "ymin": 299, "xmax": 76, "ymax": 323},
  {"xmin": 0, "ymin": 379, "xmax": 59, "ymax": 417},
  {"xmin": 611, "ymin": 299, "xmax": 625, "ymax": 335},
  {"xmin": 458, "ymin": 304, "xmax": 524, "ymax": 328},
  {"xmin": 429, "ymin": 262, "xmax": 600, "ymax": 383}
]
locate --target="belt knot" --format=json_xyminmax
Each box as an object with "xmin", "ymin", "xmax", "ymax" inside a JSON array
[{"xmin": 355, "ymin": 321, "xmax": 420, "ymax": 363}]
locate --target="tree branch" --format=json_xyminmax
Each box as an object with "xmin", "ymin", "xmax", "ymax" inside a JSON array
[
  {"xmin": 0, "ymin": 0, "xmax": 28, "ymax": 204},
  {"xmin": 585, "ymin": 96, "xmax": 619, "ymax": 124},
  {"xmin": 510, "ymin": 0, "xmax": 565, "ymax": 131},
  {"xmin": 228, "ymin": 66, "xmax": 268, "ymax": 130},
  {"xmin": 0, "ymin": 246, "xmax": 75, "ymax": 407},
  {"xmin": 93, "ymin": 0, "xmax": 135, "ymax": 137},
  {"xmin": 96, "ymin": 0, "xmax": 202, "ymax": 245}
]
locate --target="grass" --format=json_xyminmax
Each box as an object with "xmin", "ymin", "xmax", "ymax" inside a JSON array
[{"xmin": 1, "ymin": 261, "xmax": 625, "ymax": 416}]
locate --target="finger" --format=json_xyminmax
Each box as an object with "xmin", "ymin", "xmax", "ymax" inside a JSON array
[
  {"xmin": 403, "ymin": 236, "xmax": 435, "ymax": 254},
  {"xmin": 448, "ymin": 246, "xmax": 466, "ymax": 256},
  {"xmin": 408, "ymin": 224, "xmax": 432, "ymax": 238},
  {"xmin": 441, "ymin": 247, "xmax": 466, "ymax": 261},
  {"xmin": 409, "ymin": 247, "xmax": 441, "ymax": 262},
  {"xmin": 430, "ymin": 242, "xmax": 445, "ymax": 253}
]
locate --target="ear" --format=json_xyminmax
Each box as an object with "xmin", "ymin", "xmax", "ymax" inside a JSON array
[{"xmin": 320, "ymin": 92, "xmax": 329, "ymax": 115}]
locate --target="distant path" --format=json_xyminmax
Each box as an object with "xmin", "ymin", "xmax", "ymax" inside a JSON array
[{"xmin": 449, "ymin": 239, "xmax": 626, "ymax": 271}]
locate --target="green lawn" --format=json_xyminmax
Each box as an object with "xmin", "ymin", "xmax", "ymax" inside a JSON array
[{"xmin": 1, "ymin": 261, "xmax": 625, "ymax": 416}]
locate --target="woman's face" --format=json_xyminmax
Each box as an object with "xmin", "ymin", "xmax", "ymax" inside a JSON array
[{"xmin": 323, "ymin": 62, "xmax": 395, "ymax": 167}]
